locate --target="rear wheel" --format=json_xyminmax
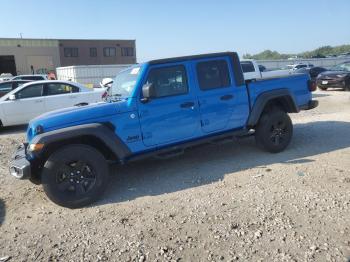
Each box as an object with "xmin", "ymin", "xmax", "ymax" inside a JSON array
[
  {"xmin": 318, "ymin": 86, "xmax": 327, "ymax": 91},
  {"xmin": 42, "ymin": 144, "xmax": 109, "ymax": 208},
  {"xmin": 255, "ymin": 109, "xmax": 293, "ymax": 153}
]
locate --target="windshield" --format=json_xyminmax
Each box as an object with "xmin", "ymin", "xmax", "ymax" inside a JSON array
[
  {"xmin": 330, "ymin": 63, "xmax": 350, "ymax": 72},
  {"xmin": 109, "ymin": 67, "xmax": 140, "ymax": 99}
]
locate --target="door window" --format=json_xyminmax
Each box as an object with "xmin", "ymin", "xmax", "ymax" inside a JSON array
[
  {"xmin": 46, "ymin": 83, "xmax": 79, "ymax": 96},
  {"xmin": 145, "ymin": 65, "xmax": 188, "ymax": 98},
  {"xmin": 20, "ymin": 76, "xmax": 45, "ymax": 80},
  {"xmin": 196, "ymin": 60, "xmax": 231, "ymax": 90},
  {"xmin": 0, "ymin": 82, "xmax": 12, "ymax": 92},
  {"xmin": 241, "ymin": 61, "xmax": 255, "ymax": 73},
  {"xmin": 16, "ymin": 84, "xmax": 43, "ymax": 99}
]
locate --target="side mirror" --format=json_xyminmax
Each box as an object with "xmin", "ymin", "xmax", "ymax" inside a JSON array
[
  {"xmin": 141, "ymin": 83, "xmax": 156, "ymax": 103},
  {"xmin": 8, "ymin": 94, "xmax": 16, "ymax": 101}
]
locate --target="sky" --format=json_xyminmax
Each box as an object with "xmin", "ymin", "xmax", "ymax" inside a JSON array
[{"xmin": 1, "ymin": 0, "xmax": 350, "ymax": 62}]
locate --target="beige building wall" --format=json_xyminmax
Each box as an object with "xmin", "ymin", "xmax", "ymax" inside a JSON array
[{"xmin": 0, "ymin": 39, "xmax": 60, "ymax": 75}]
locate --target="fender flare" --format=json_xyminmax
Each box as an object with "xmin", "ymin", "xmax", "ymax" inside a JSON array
[
  {"xmin": 247, "ymin": 89, "xmax": 299, "ymax": 127},
  {"xmin": 31, "ymin": 123, "xmax": 131, "ymax": 160}
]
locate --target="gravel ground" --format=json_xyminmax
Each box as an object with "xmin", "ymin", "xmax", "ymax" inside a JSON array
[{"xmin": 0, "ymin": 90, "xmax": 349, "ymax": 262}]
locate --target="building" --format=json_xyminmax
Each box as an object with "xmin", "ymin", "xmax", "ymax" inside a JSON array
[{"xmin": 0, "ymin": 38, "xmax": 136, "ymax": 76}]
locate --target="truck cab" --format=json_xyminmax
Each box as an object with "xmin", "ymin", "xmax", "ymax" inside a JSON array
[{"xmin": 9, "ymin": 52, "xmax": 318, "ymax": 208}]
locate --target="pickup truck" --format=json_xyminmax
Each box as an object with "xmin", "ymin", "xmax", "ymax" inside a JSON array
[
  {"xmin": 241, "ymin": 59, "xmax": 292, "ymax": 81},
  {"xmin": 9, "ymin": 52, "xmax": 318, "ymax": 208}
]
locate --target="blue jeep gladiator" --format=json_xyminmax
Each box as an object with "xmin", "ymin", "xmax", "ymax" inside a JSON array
[{"xmin": 9, "ymin": 52, "xmax": 318, "ymax": 208}]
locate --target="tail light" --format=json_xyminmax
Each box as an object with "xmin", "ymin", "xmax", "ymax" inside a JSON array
[{"xmin": 308, "ymin": 80, "xmax": 317, "ymax": 92}]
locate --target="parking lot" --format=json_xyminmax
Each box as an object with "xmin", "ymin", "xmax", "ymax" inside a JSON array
[{"xmin": 0, "ymin": 89, "xmax": 349, "ymax": 261}]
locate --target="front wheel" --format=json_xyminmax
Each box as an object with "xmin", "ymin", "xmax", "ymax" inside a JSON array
[
  {"xmin": 42, "ymin": 144, "xmax": 109, "ymax": 208},
  {"xmin": 255, "ymin": 109, "xmax": 293, "ymax": 153}
]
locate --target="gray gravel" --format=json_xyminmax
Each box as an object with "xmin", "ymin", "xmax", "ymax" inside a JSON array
[{"xmin": 0, "ymin": 90, "xmax": 349, "ymax": 261}]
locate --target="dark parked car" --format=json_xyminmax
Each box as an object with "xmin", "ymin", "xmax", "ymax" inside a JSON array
[
  {"xmin": 316, "ymin": 62, "xmax": 350, "ymax": 91},
  {"xmin": 0, "ymin": 80, "xmax": 32, "ymax": 97},
  {"xmin": 294, "ymin": 66, "xmax": 327, "ymax": 80}
]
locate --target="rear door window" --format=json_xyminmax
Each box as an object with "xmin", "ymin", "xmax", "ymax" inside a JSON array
[
  {"xmin": 196, "ymin": 60, "xmax": 231, "ymax": 90},
  {"xmin": 241, "ymin": 61, "xmax": 255, "ymax": 73},
  {"xmin": 21, "ymin": 76, "xmax": 44, "ymax": 80},
  {"xmin": 46, "ymin": 83, "xmax": 79, "ymax": 96}
]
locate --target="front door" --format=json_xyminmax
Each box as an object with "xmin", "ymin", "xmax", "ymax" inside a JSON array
[
  {"xmin": 138, "ymin": 64, "xmax": 200, "ymax": 147},
  {"xmin": 2, "ymin": 83, "xmax": 45, "ymax": 126}
]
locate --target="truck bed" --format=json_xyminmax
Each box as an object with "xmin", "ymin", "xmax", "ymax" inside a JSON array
[{"xmin": 247, "ymin": 73, "xmax": 312, "ymax": 110}]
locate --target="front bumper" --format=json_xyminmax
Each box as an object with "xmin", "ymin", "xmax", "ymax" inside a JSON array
[
  {"xmin": 9, "ymin": 144, "xmax": 31, "ymax": 179},
  {"xmin": 300, "ymin": 100, "xmax": 319, "ymax": 111}
]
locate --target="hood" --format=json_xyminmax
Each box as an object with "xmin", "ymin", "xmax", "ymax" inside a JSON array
[
  {"xmin": 318, "ymin": 70, "xmax": 350, "ymax": 78},
  {"xmin": 27, "ymin": 99, "xmax": 135, "ymax": 141}
]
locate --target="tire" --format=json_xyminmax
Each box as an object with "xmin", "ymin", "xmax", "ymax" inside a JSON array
[
  {"xmin": 319, "ymin": 86, "xmax": 327, "ymax": 91},
  {"xmin": 255, "ymin": 109, "xmax": 293, "ymax": 153},
  {"xmin": 42, "ymin": 144, "xmax": 109, "ymax": 208}
]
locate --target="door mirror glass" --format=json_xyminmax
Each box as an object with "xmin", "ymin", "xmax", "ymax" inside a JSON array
[
  {"xmin": 142, "ymin": 83, "xmax": 156, "ymax": 100},
  {"xmin": 8, "ymin": 94, "xmax": 16, "ymax": 101}
]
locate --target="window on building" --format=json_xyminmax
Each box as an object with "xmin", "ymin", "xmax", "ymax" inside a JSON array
[
  {"xmin": 90, "ymin": 47, "xmax": 97, "ymax": 57},
  {"xmin": 121, "ymin": 47, "xmax": 134, "ymax": 57},
  {"xmin": 64, "ymin": 48, "xmax": 79, "ymax": 57},
  {"xmin": 103, "ymin": 47, "xmax": 116, "ymax": 57},
  {"xmin": 196, "ymin": 60, "xmax": 231, "ymax": 90},
  {"xmin": 145, "ymin": 65, "xmax": 188, "ymax": 98}
]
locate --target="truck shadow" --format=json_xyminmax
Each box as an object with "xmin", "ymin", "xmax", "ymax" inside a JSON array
[
  {"xmin": 99, "ymin": 120, "xmax": 350, "ymax": 206},
  {"xmin": 0, "ymin": 199, "xmax": 5, "ymax": 226},
  {"xmin": 0, "ymin": 125, "xmax": 27, "ymax": 135}
]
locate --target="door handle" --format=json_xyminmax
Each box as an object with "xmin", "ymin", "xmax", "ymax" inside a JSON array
[
  {"xmin": 180, "ymin": 102, "xmax": 195, "ymax": 108},
  {"xmin": 70, "ymin": 96, "xmax": 77, "ymax": 99},
  {"xmin": 220, "ymin": 94, "xmax": 234, "ymax": 101},
  {"xmin": 35, "ymin": 100, "xmax": 43, "ymax": 103}
]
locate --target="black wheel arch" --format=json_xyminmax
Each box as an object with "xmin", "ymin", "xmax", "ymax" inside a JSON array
[
  {"xmin": 247, "ymin": 89, "xmax": 299, "ymax": 128},
  {"xmin": 29, "ymin": 123, "xmax": 131, "ymax": 182}
]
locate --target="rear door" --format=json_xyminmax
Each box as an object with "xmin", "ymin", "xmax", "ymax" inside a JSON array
[
  {"xmin": 44, "ymin": 83, "xmax": 80, "ymax": 111},
  {"xmin": 193, "ymin": 57, "xmax": 249, "ymax": 133},
  {"xmin": 138, "ymin": 63, "xmax": 200, "ymax": 147},
  {"xmin": 2, "ymin": 83, "xmax": 45, "ymax": 125}
]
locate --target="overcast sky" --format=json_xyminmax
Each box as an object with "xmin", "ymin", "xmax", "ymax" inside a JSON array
[{"xmin": 2, "ymin": 0, "xmax": 350, "ymax": 62}]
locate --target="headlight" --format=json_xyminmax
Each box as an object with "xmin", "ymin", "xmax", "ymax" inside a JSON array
[
  {"xmin": 336, "ymin": 74, "xmax": 347, "ymax": 78},
  {"xmin": 28, "ymin": 143, "xmax": 45, "ymax": 152}
]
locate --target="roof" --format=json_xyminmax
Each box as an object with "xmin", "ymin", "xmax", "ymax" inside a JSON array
[
  {"xmin": 149, "ymin": 52, "xmax": 237, "ymax": 65},
  {"xmin": 0, "ymin": 37, "xmax": 135, "ymax": 41}
]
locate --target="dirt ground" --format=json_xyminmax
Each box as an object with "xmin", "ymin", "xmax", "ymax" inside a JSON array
[{"xmin": 0, "ymin": 90, "xmax": 349, "ymax": 262}]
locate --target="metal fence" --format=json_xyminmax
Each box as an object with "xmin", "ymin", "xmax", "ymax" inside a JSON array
[{"xmin": 257, "ymin": 57, "xmax": 350, "ymax": 69}]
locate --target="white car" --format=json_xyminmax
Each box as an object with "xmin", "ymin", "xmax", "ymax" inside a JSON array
[
  {"xmin": 240, "ymin": 59, "xmax": 292, "ymax": 81},
  {"xmin": 0, "ymin": 73, "xmax": 13, "ymax": 82},
  {"xmin": 0, "ymin": 80, "xmax": 105, "ymax": 127},
  {"xmin": 286, "ymin": 63, "xmax": 314, "ymax": 71}
]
